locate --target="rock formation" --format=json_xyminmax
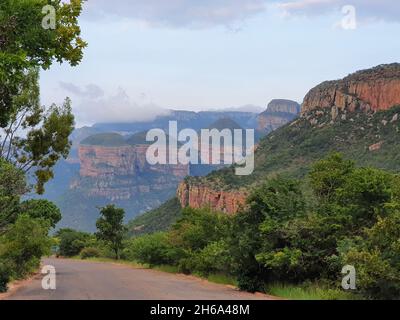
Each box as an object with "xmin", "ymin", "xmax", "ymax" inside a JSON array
[
  {"xmin": 302, "ymin": 64, "xmax": 400, "ymax": 117},
  {"xmin": 177, "ymin": 181, "xmax": 248, "ymax": 214},
  {"xmin": 257, "ymin": 99, "xmax": 300, "ymax": 134}
]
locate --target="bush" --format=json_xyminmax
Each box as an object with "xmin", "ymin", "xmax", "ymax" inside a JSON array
[
  {"xmin": 125, "ymin": 232, "xmax": 172, "ymax": 266},
  {"xmin": 80, "ymin": 247, "xmax": 101, "ymax": 259},
  {"xmin": 59, "ymin": 229, "xmax": 92, "ymax": 257},
  {"xmin": 0, "ymin": 259, "xmax": 13, "ymax": 293},
  {"xmin": 0, "ymin": 214, "xmax": 51, "ymax": 279}
]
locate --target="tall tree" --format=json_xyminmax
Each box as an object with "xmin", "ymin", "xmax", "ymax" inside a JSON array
[
  {"xmin": 0, "ymin": 0, "xmax": 86, "ymax": 193},
  {"xmin": 96, "ymin": 205, "xmax": 127, "ymax": 260},
  {"xmin": 0, "ymin": 0, "xmax": 86, "ymax": 127}
]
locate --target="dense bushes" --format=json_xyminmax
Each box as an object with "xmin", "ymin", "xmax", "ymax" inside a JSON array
[
  {"xmin": 80, "ymin": 247, "xmax": 101, "ymax": 259},
  {"xmin": 123, "ymin": 153, "xmax": 400, "ymax": 299},
  {"xmin": 0, "ymin": 160, "xmax": 57, "ymax": 292},
  {"xmin": 57, "ymin": 229, "xmax": 93, "ymax": 257}
]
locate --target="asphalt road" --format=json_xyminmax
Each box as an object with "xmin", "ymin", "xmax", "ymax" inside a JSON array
[{"xmin": 5, "ymin": 258, "xmax": 273, "ymax": 300}]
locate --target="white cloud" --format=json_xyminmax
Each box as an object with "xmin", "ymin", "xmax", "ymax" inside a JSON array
[
  {"xmin": 277, "ymin": 0, "xmax": 400, "ymax": 23},
  {"xmin": 60, "ymin": 83, "xmax": 170, "ymax": 124},
  {"xmin": 83, "ymin": 0, "xmax": 268, "ymax": 28}
]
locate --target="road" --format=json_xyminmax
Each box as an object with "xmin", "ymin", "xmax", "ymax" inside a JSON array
[{"xmin": 4, "ymin": 258, "xmax": 273, "ymax": 300}]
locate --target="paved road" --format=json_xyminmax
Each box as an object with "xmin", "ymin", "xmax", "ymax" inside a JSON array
[{"xmin": 5, "ymin": 258, "xmax": 273, "ymax": 300}]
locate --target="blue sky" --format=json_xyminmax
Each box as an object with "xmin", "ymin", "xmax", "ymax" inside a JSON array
[{"xmin": 40, "ymin": 0, "xmax": 400, "ymax": 126}]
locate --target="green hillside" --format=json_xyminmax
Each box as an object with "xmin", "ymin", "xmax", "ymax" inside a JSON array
[
  {"xmin": 127, "ymin": 198, "xmax": 182, "ymax": 237},
  {"xmin": 80, "ymin": 133, "xmax": 128, "ymax": 147},
  {"xmin": 198, "ymin": 105, "xmax": 400, "ymax": 190}
]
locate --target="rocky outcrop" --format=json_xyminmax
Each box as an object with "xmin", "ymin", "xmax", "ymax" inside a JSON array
[
  {"xmin": 302, "ymin": 64, "xmax": 400, "ymax": 117},
  {"xmin": 257, "ymin": 99, "xmax": 300, "ymax": 134},
  {"xmin": 76, "ymin": 143, "xmax": 189, "ymax": 200},
  {"xmin": 177, "ymin": 181, "xmax": 248, "ymax": 214}
]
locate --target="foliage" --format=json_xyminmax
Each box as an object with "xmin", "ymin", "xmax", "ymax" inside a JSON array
[
  {"xmin": 58, "ymin": 229, "xmax": 92, "ymax": 257},
  {"xmin": 128, "ymin": 198, "xmax": 182, "ymax": 237},
  {"xmin": 0, "ymin": 158, "xmax": 27, "ymax": 232},
  {"xmin": 20, "ymin": 199, "xmax": 61, "ymax": 228},
  {"xmin": 80, "ymin": 247, "xmax": 101, "ymax": 260},
  {"xmin": 0, "ymin": 214, "xmax": 51, "ymax": 278},
  {"xmin": 125, "ymin": 232, "xmax": 173, "ymax": 266},
  {"xmin": 127, "ymin": 153, "xmax": 400, "ymax": 299},
  {"xmin": 0, "ymin": 259, "xmax": 13, "ymax": 293},
  {"xmin": 96, "ymin": 205, "xmax": 127, "ymax": 260},
  {"xmin": 0, "ymin": 69, "xmax": 75, "ymax": 194},
  {"xmin": 0, "ymin": 0, "xmax": 86, "ymax": 127},
  {"xmin": 341, "ymin": 210, "xmax": 400, "ymax": 299}
]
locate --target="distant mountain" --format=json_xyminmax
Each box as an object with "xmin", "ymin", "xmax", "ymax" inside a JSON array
[{"xmin": 38, "ymin": 106, "xmax": 300, "ymax": 231}]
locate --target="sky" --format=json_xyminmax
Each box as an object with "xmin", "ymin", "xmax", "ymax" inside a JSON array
[{"xmin": 40, "ymin": 0, "xmax": 400, "ymax": 127}]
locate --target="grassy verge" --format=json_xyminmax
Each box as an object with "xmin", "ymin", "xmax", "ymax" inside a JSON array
[
  {"xmin": 266, "ymin": 283, "xmax": 362, "ymax": 300},
  {"xmin": 70, "ymin": 257, "xmax": 360, "ymax": 300}
]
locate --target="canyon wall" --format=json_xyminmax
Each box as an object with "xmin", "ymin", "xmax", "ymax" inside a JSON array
[
  {"xmin": 177, "ymin": 181, "xmax": 248, "ymax": 214},
  {"xmin": 302, "ymin": 63, "xmax": 400, "ymax": 116},
  {"xmin": 76, "ymin": 144, "xmax": 189, "ymax": 201}
]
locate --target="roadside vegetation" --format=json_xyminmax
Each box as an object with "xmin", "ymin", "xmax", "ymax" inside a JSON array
[
  {"xmin": 62, "ymin": 153, "xmax": 400, "ymax": 300},
  {"xmin": 0, "ymin": 0, "xmax": 86, "ymax": 292}
]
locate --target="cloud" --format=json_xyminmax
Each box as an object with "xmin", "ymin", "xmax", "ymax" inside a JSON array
[
  {"xmin": 277, "ymin": 0, "xmax": 400, "ymax": 23},
  {"xmin": 59, "ymin": 82, "xmax": 104, "ymax": 99},
  {"xmin": 60, "ymin": 84, "xmax": 170, "ymax": 124},
  {"xmin": 83, "ymin": 0, "xmax": 268, "ymax": 28}
]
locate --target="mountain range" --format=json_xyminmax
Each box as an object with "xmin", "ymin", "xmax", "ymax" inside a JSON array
[
  {"xmin": 129, "ymin": 63, "xmax": 400, "ymax": 235},
  {"xmin": 39, "ymin": 103, "xmax": 300, "ymax": 231}
]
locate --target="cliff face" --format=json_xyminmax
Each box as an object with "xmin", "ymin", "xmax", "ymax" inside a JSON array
[
  {"xmin": 258, "ymin": 99, "xmax": 300, "ymax": 134},
  {"xmin": 77, "ymin": 144, "xmax": 189, "ymax": 200},
  {"xmin": 302, "ymin": 64, "xmax": 400, "ymax": 116},
  {"xmin": 177, "ymin": 181, "xmax": 248, "ymax": 214}
]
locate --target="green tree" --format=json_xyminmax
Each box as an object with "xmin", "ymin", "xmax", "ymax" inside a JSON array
[
  {"xmin": 96, "ymin": 205, "xmax": 127, "ymax": 260},
  {"xmin": 0, "ymin": 69, "xmax": 75, "ymax": 194},
  {"xmin": 58, "ymin": 229, "xmax": 91, "ymax": 257},
  {"xmin": 0, "ymin": 214, "xmax": 52, "ymax": 278},
  {"xmin": 0, "ymin": 158, "xmax": 27, "ymax": 232},
  {"xmin": 20, "ymin": 199, "xmax": 62, "ymax": 228},
  {"xmin": 309, "ymin": 153, "xmax": 355, "ymax": 201},
  {"xmin": 0, "ymin": 0, "xmax": 86, "ymax": 126}
]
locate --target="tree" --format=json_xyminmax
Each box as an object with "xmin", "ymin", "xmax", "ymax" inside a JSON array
[
  {"xmin": 309, "ymin": 153, "xmax": 355, "ymax": 201},
  {"xmin": 0, "ymin": 69, "xmax": 75, "ymax": 194},
  {"xmin": 58, "ymin": 229, "xmax": 91, "ymax": 257},
  {"xmin": 0, "ymin": 158, "xmax": 27, "ymax": 233},
  {"xmin": 0, "ymin": 0, "xmax": 86, "ymax": 127},
  {"xmin": 0, "ymin": 214, "xmax": 52, "ymax": 278},
  {"xmin": 20, "ymin": 199, "xmax": 62, "ymax": 228},
  {"xmin": 96, "ymin": 205, "xmax": 127, "ymax": 260}
]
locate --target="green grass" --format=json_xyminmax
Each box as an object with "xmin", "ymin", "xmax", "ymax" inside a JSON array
[
  {"xmin": 266, "ymin": 283, "xmax": 362, "ymax": 300},
  {"xmin": 206, "ymin": 273, "xmax": 238, "ymax": 287}
]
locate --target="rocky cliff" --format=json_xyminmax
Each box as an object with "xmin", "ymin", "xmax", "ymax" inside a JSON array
[
  {"xmin": 75, "ymin": 133, "xmax": 189, "ymax": 201},
  {"xmin": 177, "ymin": 181, "xmax": 248, "ymax": 214},
  {"xmin": 302, "ymin": 63, "xmax": 400, "ymax": 117},
  {"xmin": 257, "ymin": 99, "xmax": 300, "ymax": 133}
]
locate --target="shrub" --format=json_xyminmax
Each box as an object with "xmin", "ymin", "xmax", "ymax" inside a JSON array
[
  {"xmin": 0, "ymin": 214, "xmax": 51, "ymax": 278},
  {"xmin": 125, "ymin": 232, "xmax": 172, "ymax": 266},
  {"xmin": 59, "ymin": 229, "xmax": 91, "ymax": 257},
  {"xmin": 80, "ymin": 247, "xmax": 101, "ymax": 259},
  {"xmin": 0, "ymin": 259, "xmax": 13, "ymax": 293}
]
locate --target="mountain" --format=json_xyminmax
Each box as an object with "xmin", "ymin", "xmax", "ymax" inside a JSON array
[
  {"xmin": 257, "ymin": 99, "xmax": 300, "ymax": 134},
  {"xmin": 174, "ymin": 64, "xmax": 400, "ymax": 216},
  {"xmin": 41, "ymin": 105, "xmax": 301, "ymax": 231}
]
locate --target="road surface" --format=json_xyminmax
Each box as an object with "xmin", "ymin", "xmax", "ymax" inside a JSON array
[{"xmin": 4, "ymin": 258, "xmax": 273, "ymax": 300}]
